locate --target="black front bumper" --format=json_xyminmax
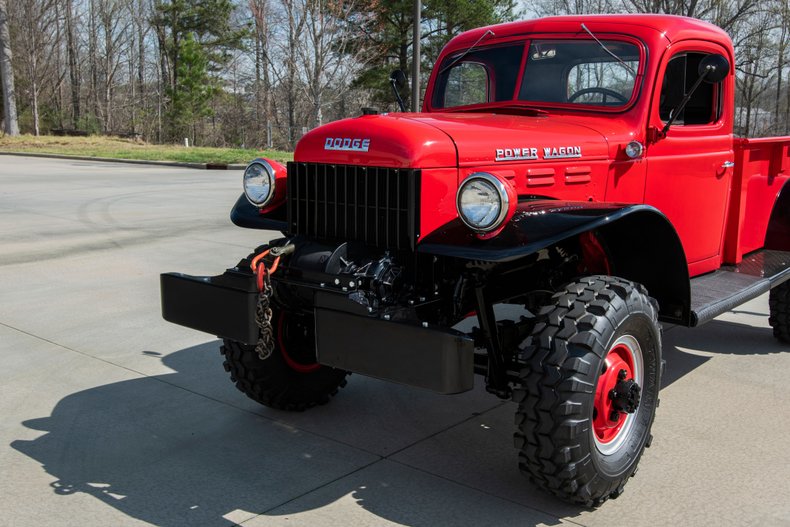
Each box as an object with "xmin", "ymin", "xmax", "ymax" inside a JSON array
[
  {"xmin": 160, "ymin": 271, "xmax": 474, "ymax": 394},
  {"xmin": 160, "ymin": 271, "xmax": 260, "ymax": 345}
]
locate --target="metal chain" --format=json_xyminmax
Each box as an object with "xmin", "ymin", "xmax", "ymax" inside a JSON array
[{"xmin": 254, "ymin": 269, "xmax": 275, "ymax": 361}]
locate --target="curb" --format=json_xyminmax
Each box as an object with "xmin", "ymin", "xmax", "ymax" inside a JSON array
[{"xmin": 0, "ymin": 151, "xmax": 247, "ymax": 170}]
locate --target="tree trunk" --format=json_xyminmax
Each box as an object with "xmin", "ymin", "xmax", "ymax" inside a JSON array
[
  {"xmin": 89, "ymin": 0, "xmax": 101, "ymax": 127},
  {"xmin": 137, "ymin": 0, "xmax": 145, "ymax": 130},
  {"xmin": 65, "ymin": 0, "xmax": 80, "ymax": 128},
  {"xmin": 32, "ymin": 77, "xmax": 40, "ymax": 136},
  {"xmin": 0, "ymin": 0, "xmax": 19, "ymax": 135}
]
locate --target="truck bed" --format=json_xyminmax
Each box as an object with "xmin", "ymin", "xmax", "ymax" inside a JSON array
[
  {"xmin": 724, "ymin": 137, "xmax": 790, "ymax": 264},
  {"xmin": 690, "ymin": 249, "xmax": 790, "ymax": 326}
]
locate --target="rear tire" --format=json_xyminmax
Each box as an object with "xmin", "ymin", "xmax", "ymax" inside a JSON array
[
  {"xmin": 513, "ymin": 276, "xmax": 662, "ymax": 507},
  {"xmin": 221, "ymin": 309, "xmax": 348, "ymax": 411},
  {"xmin": 769, "ymin": 281, "xmax": 790, "ymax": 343}
]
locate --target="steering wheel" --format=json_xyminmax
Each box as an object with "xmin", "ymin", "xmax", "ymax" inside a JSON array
[{"xmin": 568, "ymin": 87, "xmax": 628, "ymax": 104}]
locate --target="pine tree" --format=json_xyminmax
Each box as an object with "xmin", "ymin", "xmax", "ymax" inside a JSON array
[
  {"xmin": 152, "ymin": 0, "xmax": 246, "ymax": 142},
  {"xmin": 350, "ymin": 0, "xmax": 517, "ymax": 108}
]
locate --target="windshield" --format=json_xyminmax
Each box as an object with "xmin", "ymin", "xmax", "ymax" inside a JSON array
[{"xmin": 432, "ymin": 38, "xmax": 641, "ymax": 110}]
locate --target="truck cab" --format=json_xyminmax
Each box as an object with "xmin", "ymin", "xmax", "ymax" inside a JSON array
[{"xmin": 161, "ymin": 14, "xmax": 790, "ymax": 507}]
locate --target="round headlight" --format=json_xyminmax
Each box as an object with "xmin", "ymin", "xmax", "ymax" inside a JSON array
[
  {"xmin": 457, "ymin": 173, "xmax": 509, "ymax": 233},
  {"xmin": 243, "ymin": 160, "xmax": 275, "ymax": 207}
]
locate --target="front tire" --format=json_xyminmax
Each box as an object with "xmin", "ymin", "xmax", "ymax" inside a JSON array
[
  {"xmin": 513, "ymin": 276, "xmax": 662, "ymax": 506},
  {"xmin": 221, "ymin": 309, "xmax": 348, "ymax": 411}
]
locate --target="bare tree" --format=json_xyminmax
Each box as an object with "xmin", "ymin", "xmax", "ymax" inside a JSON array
[
  {"xmin": 250, "ymin": 0, "xmax": 274, "ymax": 147},
  {"xmin": 0, "ymin": 0, "xmax": 19, "ymax": 135},
  {"xmin": 11, "ymin": 0, "xmax": 58, "ymax": 135},
  {"xmin": 65, "ymin": 0, "xmax": 81, "ymax": 128},
  {"xmin": 297, "ymin": 0, "xmax": 368, "ymax": 129},
  {"xmin": 97, "ymin": 0, "xmax": 129, "ymax": 132}
]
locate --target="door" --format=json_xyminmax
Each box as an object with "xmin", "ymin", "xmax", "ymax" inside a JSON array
[{"xmin": 644, "ymin": 42, "xmax": 734, "ymax": 276}]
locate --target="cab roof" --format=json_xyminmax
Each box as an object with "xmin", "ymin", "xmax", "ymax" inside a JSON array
[{"xmin": 446, "ymin": 14, "xmax": 731, "ymax": 50}]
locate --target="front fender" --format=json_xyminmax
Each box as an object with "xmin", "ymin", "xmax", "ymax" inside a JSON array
[
  {"xmin": 418, "ymin": 200, "xmax": 644, "ymax": 262},
  {"xmin": 418, "ymin": 200, "xmax": 691, "ymax": 324},
  {"xmin": 230, "ymin": 193, "xmax": 287, "ymax": 231}
]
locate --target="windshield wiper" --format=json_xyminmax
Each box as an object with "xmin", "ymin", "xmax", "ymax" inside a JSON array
[
  {"xmin": 581, "ymin": 23, "xmax": 636, "ymax": 77},
  {"xmin": 438, "ymin": 29, "xmax": 495, "ymax": 76}
]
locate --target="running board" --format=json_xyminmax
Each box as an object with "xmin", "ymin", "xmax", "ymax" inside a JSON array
[{"xmin": 690, "ymin": 250, "xmax": 790, "ymax": 327}]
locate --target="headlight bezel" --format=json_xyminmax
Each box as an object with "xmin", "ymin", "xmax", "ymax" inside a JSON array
[
  {"xmin": 243, "ymin": 159, "xmax": 276, "ymax": 207},
  {"xmin": 456, "ymin": 172, "xmax": 510, "ymax": 233}
]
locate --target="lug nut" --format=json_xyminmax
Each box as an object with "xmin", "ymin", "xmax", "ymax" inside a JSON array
[
  {"xmin": 618, "ymin": 369, "xmax": 628, "ymax": 380},
  {"xmin": 422, "ymin": 322, "xmax": 429, "ymax": 328},
  {"xmin": 349, "ymin": 281, "xmax": 356, "ymax": 288},
  {"xmin": 334, "ymin": 278, "xmax": 340, "ymax": 285},
  {"xmin": 610, "ymin": 411, "xmax": 621, "ymax": 422},
  {"xmin": 383, "ymin": 314, "xmax": 391, "ymax": 320}
]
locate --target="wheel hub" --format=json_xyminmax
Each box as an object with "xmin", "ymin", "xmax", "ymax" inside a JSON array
[
  {"xmin": 593, "ymin": 336, "xmax": 643, "ymax": 453},
  {"xmin": 610, "ymin": 370, "xmax": 641, "ymax": 414}
]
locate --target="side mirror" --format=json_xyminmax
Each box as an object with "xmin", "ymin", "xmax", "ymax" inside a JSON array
[
  {"xmin": 698, "ymin": 54, "xmax": 730, "ymax": 84},
  {"xmin": 660, "ymin": 53, "xmax": 731, "ymax": 137},
  {"xmin": 389, "ymin": 70, "xmax": 408, "ymax": 112},
  {"xmin": 390, "ymin": 70, "xmax": 408, "ymax": 91}
]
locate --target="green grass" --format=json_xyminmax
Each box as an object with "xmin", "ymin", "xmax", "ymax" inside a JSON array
[{"xmin": 0, "ymin": 135, "xmax": 293, "ymax": 164}]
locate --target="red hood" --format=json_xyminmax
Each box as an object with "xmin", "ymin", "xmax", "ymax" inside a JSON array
[{"xmin": 294, "ymin": 112, "xmax": 610, "ymax": 168}]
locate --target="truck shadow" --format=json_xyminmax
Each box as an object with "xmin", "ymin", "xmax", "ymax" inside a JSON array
[
  {"xmin": 13, "ymin": 318, "xmax": 782, "ymax": 526},
  {"xmin": 11, "ymin": 342, "xmax": 577, "ymax": 527},
  {"xmin": 662, "ymin": 316, "xmax": 787, "ymax": 387}
]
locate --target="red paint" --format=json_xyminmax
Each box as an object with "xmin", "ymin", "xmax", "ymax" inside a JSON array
[
  {"xmin": 594, "ymin": 341, "xmax": 636, "ymax": 445},
  {"xmin": 579, "ymin": 231, "xmax": 611, "ymax": 275},
  {"xmin": 261, "ymin": 14, "xmax": 789, "ymax": 280},
  {"xmin": 294, "ymin": 114, "xmax": 456, "ymax": 168},
  {"xmin": 723, "ymin": 137, "xmax": 790, "ymax": 263},
  {"xmin": 257, "ymin": 158, "xmax": 288, "ymax": 214}
]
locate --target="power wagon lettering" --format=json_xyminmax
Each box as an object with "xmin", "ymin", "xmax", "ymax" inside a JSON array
[
  {"xmin": 495, "ymin": 145, "xmax": 582, "ymax": 161},
  {"xmin": 544, "ymin": 146, "xmax": 582, "ymax": 159},
  {"xmin": 324, "ymin": 137, "xmax": 371, "ymax": 152},
  {"xmin": 495, "ymin": 147, "xmax": 539, "ymax": 161}
]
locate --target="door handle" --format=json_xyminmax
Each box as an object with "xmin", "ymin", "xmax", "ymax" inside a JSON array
[{"xmin": 722, "ymin": 161, "xmax": 735, "ymax": 169}]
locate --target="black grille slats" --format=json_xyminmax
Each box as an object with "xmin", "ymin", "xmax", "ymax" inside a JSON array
[{"xmin": 287, "ymin": 162, "xmax": 419, "ymax": 250}]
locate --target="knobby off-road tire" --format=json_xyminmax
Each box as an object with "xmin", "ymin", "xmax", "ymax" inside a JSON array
[
  {"xmin": 769, "ymin": 281, "xmax": 790, "ymax": 343},
  {"xmin": 221, "ymin": 309, "xmax": 348, "ymax": 411},
  {"xmin": 513, "ymin": 276, "xmax": 662, "ymax": 507}
]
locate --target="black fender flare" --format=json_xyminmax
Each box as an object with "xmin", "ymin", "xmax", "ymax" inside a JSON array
[
  {"xmin": 764, "ymin": 178, "xmax": 790, "ymax": 251},
  {"xmin": 229, "ymin": 193, "xmax": 288, "ymax": 231},
  {"xmin": 418, "ymin": 200, "xmax": 691, "ymax": 324}
]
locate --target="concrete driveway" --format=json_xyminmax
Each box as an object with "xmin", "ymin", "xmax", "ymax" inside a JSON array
[{"xmin": 1, "ymin": 155, "xmax": 788, "ymax": 526}]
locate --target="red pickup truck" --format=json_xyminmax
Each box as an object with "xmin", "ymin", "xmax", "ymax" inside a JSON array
[{"xmin": 161, "ymin": 14, "xmax": 790, "ymax": 506}]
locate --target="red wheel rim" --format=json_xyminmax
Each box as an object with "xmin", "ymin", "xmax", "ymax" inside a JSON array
[
  {"xmin": 277, "ymin": 314, "xmax": 321, "ymax": 373},
  {"xmin": 593, "ymin": 335, "xmax": 642, "ymax": 454}
]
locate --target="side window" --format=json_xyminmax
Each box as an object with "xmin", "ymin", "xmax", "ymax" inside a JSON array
[
  {"xmin": 659, "ymin": 52, "xmax": 721, "ymax": 125},
  {"xmin": 443, "ymin": 62, "xmax": 489, "ymax": 108}
]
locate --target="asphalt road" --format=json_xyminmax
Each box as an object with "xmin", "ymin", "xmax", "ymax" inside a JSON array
[{"xmin": 1, "ymin": 155, "xmax": 788, "ymax": 527}]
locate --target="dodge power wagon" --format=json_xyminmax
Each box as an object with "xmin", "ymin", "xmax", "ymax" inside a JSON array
[{"xmin": 161, "ymin": 14, "xmax": 790, "ymax": 506}]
